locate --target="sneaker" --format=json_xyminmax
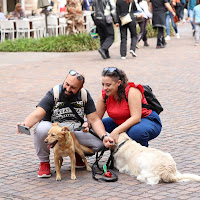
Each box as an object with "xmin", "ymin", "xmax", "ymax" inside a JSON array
[
  {"xmin": 194, "ymin": 43, "xmax": 199, "ymax": 46},
  {"xmin": 130, "ymin": 50, "xmax": 137, "ymax": 57},
  {"xmin": 165, "ymin": 35, "xmax": 170, "ymax": 41},
  {"xmin": 156, "ymin": 45, "xmax": 165, "ymax": 49},
  {"xmin": 98, "ymin": 48, "xmax": 107, "ymax": 59},
  {"xmin": 144, "ymin": 41, "xmax": 149, "ymax": 47},
  {"xmin": 38, "ymin": 162, "xmax": 51, "ymax": 178},
  {"xmin": 176, "ymin": 33, "xmax": 180, "ymax": 39},
  {"xmin": 136, "ymin": 44, "xmax": 140, "ymax": 49},
  {"xmin": 75, "ymin": 153, "xmax": 85, "ymax": 168},
  {"xmin": 121, "ymin": 56, "xmax": 126, "ymax": 60}
]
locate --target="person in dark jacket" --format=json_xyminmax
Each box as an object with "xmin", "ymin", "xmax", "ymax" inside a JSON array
[
  {"xmin": 116, "ymin": 0, "xmax": 143, "ymax": 59},
  {"xmin": 91, "ymin": 0, "xmax": 117, "ymax": 59},
  {"xmin": 149, "ymin": 0, "xmax": 176, "ymax": 48}
]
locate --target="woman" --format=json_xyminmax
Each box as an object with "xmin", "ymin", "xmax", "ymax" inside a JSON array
[
  {"xmin": 96, "ymin": 67, "xmax": 162, "ymax": 147},
  {"xmin": 116, "ymin": 0, "xmax": 143, "ymax": 59},
  {"xmin": 149, "ymin": 0, "xmax": 176, "ymax": 48},
  {"xmin": 137, "ymin": 0, "xmax": 152, "ymax": 46}
]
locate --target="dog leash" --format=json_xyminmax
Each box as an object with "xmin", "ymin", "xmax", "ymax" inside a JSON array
[{"xmin": 92, "ymin": 148, "xmax": 118, "ymax": 182}]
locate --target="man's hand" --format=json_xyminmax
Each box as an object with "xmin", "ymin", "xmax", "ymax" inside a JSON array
[
  {"xmin": 82, "ymin": 121, "xmax": 90, "ymax": 132},
  {"xmin": 16, "ymin": 122, "xmax": 26, "ymax": 134},
  {"xmin": 115, "ymin": 23, "xmax": 119, "ymax": 27},
  {"xmin": 172, "ymin": 11, "xmax": 176, "ymax": 17},
  {"xmin": 103, "ymin": 136, "xmax": 115, "ymax": 149}
]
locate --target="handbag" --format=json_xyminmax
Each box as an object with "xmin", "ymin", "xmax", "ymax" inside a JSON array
[{"xmin": 120, "ymin": 3, "xmax": 132, "ymax": 26}]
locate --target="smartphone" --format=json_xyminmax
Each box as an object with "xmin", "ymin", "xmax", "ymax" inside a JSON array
[{"xmin": 18, "ymin": 125, "xmax": 31, "ymax": 135}]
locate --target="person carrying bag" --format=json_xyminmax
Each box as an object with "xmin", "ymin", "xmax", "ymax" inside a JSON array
[{"xmin": 120, "ymin": 3, "xmax": 133, "ymax": 26}]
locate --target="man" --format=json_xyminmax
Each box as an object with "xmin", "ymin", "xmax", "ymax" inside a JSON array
[
  {"xmin": 188, "ymin": 0, "xmax": 197, "ymax": 36},
  {"xmin": 91, "ymin": 0, "xmax": 117, "ymax": 59},
  {"xmin": 12, "ymin": 3, "xmax": 25, "ymax": 19},
  {"xmin": 17, "ymin": 70, "xmax": 113, "ymax": 178}
]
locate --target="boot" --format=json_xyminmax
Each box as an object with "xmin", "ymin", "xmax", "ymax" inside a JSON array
[
  {"xmin": 144, "ymin": 41, "xmax": 149, "ymax": 47},
  {"xmin": 156, "ymin": 38, "xmax": 165, "ymax": 49}
]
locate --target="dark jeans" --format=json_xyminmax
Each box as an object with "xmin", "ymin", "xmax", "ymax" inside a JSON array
[
  {"xmin": 157, "ymin": 27, "xmax": 165, "ymax": 46},
  {"xmin": 138, "ymin": 18, "xmax": 148, "ymax": 42},
  {"xmin": 94, "ymin": 19, "xmax": 114, "ymax": 51},
  {"xmin": 119, "ymin": 18, "xmax": 137, "ymax": 57},
  {"xmin": 102, "ymin": 111, "xmax": 162, "ymax": 147}
]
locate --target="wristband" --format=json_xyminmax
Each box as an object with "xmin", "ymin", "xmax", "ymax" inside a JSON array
[
  {"xmin": 101, "ymin": 134, "xmax": 108, "ymax": 141},
  {"xmin": 84, "ymin": 121, "xmax": 90, "ymax": 128}
]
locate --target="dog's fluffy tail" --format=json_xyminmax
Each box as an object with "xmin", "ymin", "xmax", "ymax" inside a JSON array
[
  {"xmin": 80, "ymin": 144, "xmax": 93, "ymax": 154},
  {"xmin": 175, "ymin": 172, "xmax": 200, "ymax": 182}
]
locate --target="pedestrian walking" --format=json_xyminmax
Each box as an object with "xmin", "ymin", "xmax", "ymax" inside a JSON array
[
  {"xmin": 137, "ymin": 0, "xmax": 152, "ymax": 47},
  {"xmin": 149, "ymin": 0, "xmax": 176, "ymax": 48},
  {"xmin": 91, "ymin": 0, "xmax": 117, "ymax": 59},
  {"xmin": 115, "ymin": 0, "xmax": 143, "ymax": 59},
  {"xmin": 193, "ymin": 0, "xmax": 200, "ymax": 45}
]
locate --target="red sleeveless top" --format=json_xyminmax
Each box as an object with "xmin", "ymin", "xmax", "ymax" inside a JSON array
[{"xmin": 102, "ymin": 82, "xmax": 152, "ymax": 125}]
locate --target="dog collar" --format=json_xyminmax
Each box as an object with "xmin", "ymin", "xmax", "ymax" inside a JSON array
[{"xmin": 116, "ymin": 139, "xmax": 129, "ymax": 152}]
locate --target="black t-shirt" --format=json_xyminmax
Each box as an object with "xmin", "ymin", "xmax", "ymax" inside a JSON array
[
  {"xmin": 150, "ymin": 0, "xmax": 168, "ymax": 12},
  {"xmin": 37, "ymin": 85, "xmax": 96, "ymax": 130}
]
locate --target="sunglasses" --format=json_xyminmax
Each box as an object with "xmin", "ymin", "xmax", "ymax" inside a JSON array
[
  {"xmin": 103, "ymin": 67, "xmax": 122, "ymax": 80},
  {"xmin": 69, "ymin": 70, "xmax": 85, "ymax": 83}
]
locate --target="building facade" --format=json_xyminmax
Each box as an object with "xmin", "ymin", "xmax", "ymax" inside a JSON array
[{"xmin": 0, "ymin": 0, "xmax": 61, "ymax": 15}]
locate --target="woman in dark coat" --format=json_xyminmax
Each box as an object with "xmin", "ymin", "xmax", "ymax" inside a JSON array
[
  {"xmin": 149, "ymin": 0, "xmax": 176, "ymax": 48},
  {"xmin": 116, "ymin": 0, "xmax": 143, "ymax": 59}
]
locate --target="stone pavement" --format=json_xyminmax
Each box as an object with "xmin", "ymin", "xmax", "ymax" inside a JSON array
[{"xmin": 0, "ymin": 22, "xmax": 200, "ymax": 200}]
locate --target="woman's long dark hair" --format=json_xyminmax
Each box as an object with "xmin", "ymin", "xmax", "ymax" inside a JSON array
[{"xmin": 102, "ymin": 68, "xmax": 128, "ymax": 103}]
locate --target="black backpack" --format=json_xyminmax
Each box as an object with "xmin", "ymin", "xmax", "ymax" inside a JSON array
[
  {"xmin": 141, "ymin": 85, "xmax": 163, "ymax": 115},
  {"xmin": 104, "ymin": 84, "xmax": 163, "ymax": 115}
]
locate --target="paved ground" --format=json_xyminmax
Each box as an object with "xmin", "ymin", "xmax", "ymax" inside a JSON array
[{"xmin": 0, "ymin": 22, "xmax": 200, "ymax": 200}]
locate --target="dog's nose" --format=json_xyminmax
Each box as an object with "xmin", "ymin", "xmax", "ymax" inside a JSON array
[{"xmin": 44, "ymin": 139, "xmax": 48, "ymax": 143}]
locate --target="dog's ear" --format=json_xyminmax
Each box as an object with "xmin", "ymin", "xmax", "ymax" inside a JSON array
[
  {"xmin": 61, "ymin": 127, "xmax": 69, "ymax": 132},
  {"xmin": 52, "ymin": 122, "xmax": 58, "ymax": 126}
]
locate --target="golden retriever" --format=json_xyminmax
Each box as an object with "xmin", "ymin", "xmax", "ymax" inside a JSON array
[
  {"xmin": 44, "ymin": 123, "xmax": 93, "ymax": 181},
  {"xmin": 114, "ymin": 132, "xmax": 200, "ymax": 185}
]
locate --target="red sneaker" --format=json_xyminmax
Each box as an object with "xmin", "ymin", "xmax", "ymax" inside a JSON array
[
  {"xmin": 75, "ymin": 153, "xmax": 85, "ymax": 168},
  {"xmin": 38, "ymin": 162, "xmax": 51, "ymax": 178}
]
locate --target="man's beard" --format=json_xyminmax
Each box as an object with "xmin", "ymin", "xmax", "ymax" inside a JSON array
[{"xmin": 61, "ymin": 87, "xmax": 74, "ymax": 98}]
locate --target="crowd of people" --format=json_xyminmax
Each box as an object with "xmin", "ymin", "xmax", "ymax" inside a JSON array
[{"xmin": 89, "ymin": 0, "xmax": 200, "ymax": 59}]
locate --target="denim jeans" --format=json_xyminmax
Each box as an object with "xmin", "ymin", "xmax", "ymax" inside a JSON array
[
  {"xmin": 189, "ymin": 9, "xmax": 195, "ymax": 30},
  {"xmin": 166, "ymin": 12, "xmax": 178, "ymax": 36},
  {"xmin": 102, "ymin": 111, "xmax": 162, "ymax": 147}
]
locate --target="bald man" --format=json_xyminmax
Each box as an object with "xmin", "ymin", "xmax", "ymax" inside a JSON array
[{"xmin": 17, "ymin": 70, "xmax": 113, "ymax": 178}]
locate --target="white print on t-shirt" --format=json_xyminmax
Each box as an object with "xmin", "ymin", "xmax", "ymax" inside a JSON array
[{"xmin": 51, "ymin": 101, "xmax": 84, "ymax": 129}]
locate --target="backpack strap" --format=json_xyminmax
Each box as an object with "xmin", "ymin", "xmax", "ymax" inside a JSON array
[
  {"xmin": 81, "ymin": 88, "xmax": 87, "ymax": 106},
  {"xmin": 53, "ymin": 84, "xmax": 61, "ymax": 105},
  {"xmin": 53, "ymin": 85, "xmax": 87, "ymax": 105}
]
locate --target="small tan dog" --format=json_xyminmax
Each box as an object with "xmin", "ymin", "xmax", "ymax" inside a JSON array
[
  {"xmin": 114, "ymin": 132, "xmax": 200, "ymax": 185},
  {"xmin": 44, "ymin": 123, "xmax": 92, "ymax": 181}
]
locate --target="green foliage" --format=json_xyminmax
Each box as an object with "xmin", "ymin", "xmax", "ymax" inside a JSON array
[
  {"xmin": 0, "ymin": 32, "xmax": 100, "ymax": 52},
  {"xmin": 137, "ymin": 23, "xmax": 175, "ymax": 38},
  {"xmin": 0, "ymin": 23, "xmax": 175, "ymax": 52}
]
